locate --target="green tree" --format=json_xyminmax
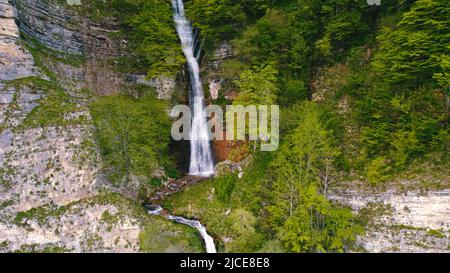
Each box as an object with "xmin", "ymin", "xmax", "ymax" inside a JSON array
[
  {"xmin": 126, "ymin": 0, "xmax": 185, "ymax": 78},
  {"xmin": 267, "ymin": 102, "xmax": 361, "ymax": 252},
  {"xmin": 90, "ymin": 92, "xmax": 172, "ymax": 185},
  {"xmin": 373, "ymin": 0, "xmax": 450, "ymax": 87},
  {"xmin": 234, "ymin": 64, "xmax": 278, "ymax": 106},
  {"xmin": 270, "ymin": 102, "xmax": 338, "ymax": 203},
  {"xmin": 228, "ymin": 209, "xmax": 263, "ymax": 252},
  {"xmin": 185, "ymin": 0, "xmax": 248, "ymax": 46},
  {"xmin": 277, "ymin": 185, "xmax": 363, "ymax": 253},
  {"xmin": 433, "ymin": 51, "xmax": 450, "ymax": 108}
]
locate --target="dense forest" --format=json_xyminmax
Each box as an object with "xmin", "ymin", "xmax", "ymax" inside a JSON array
[
  {"xmin": 78, "ymin": 0, "xmax": 449, "ymax": 252},
  {"xmin": 15, "ymin": 0, "xmax": 446, "ymax": 253}
]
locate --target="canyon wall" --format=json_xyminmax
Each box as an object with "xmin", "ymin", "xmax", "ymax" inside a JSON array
[
  {"xmin": 1, "ymin": 0, "xmax": 448, "ymax": 253},
  {"xmin": 11, "ymin": 0, "xmax": 176, "ymax": 98},
  {"xmin": 0, "ymin": 0, "xmax": 200, "ymax": 253},
  {"xmin": 330, "ymin": 189, "xmax": 450, "ymax": 252}
]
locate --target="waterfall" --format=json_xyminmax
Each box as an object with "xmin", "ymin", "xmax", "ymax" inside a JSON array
[
  {"xmin": 167, "ymin": 215, "xmax": 217, "ymax": 253},
  {"xmin": 172, "ymin": 0, "xmax": 214, "ymax": 177},
  {"xmin": 148, "ymin": 205, "xmax": 217, "ymax": 253}
]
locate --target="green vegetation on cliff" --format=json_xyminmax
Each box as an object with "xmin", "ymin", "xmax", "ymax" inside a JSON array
[
  {"xmin": 37, "ymin": 0, "xmax": 449, "ymax": 253},
  {"xmin": 68, "ymin": 0, "xmax": 185, "ymax": 78},
  {"xmin": 12, "ymin": 191, "xmax": 203, "ymax": 253},
  {"xmin": 166, "ymin": 0, "xmax": 448, "ymax": 253},
  {"xmin": 90, "ymin": 90, "xmax": 175, "ymax": 186}
]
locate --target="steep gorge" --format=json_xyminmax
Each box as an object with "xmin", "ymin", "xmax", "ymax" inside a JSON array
[
  {"xmin": 0, "ymin": 0, "xmax": 448, "ymax": 253},
  {"xmin": 0, "ymin": 0, "xmax": 202, "ymax": 253}
]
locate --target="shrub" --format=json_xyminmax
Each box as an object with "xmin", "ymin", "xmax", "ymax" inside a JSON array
[
  {"xmin": 216, "ymin": 173, "xmax": 237, "ymax": 202},
  {"xmin": 90, "ymin": 92, "xmax": 173, "ymax": 185},
  {"xmin": 366, "ymin": 156, "xmax": 390, "ymax": 185}
]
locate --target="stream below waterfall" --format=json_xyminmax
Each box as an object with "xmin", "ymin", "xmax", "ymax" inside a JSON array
[
  {"xmin": 148, "ymin": 205, "xmax": 217, "ymax": 253},
  {"xmin": 148, "ymin": 0, "xmax": 218, "ymax": 254}
]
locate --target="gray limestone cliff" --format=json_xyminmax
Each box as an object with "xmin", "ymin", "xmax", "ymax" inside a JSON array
[
  {"xmin": 1, "ymin": 0, "xmax": 448, "ymax": 253},
  {"xmin": 10, "ymin": 0, "xmax": 176, "ymax": 98},
  {"xmin": 0, "ymin": 0, "xmax": 201, "ymax": 253},
  {"xmin": 330, "ymin": 188, "xmax": 449, "ymax": 252}
]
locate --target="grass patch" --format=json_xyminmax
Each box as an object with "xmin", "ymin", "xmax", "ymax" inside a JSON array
[
  {"xmin": 139, "ymin": 219, "xmax": 203, "ymax": 253},
  {"xmin": 0, "ymin": 200, "xmax": 15, "ymax": 211},
  {"xmin": 4, "ymin": 77, "xmax": 84, "ymax": 130},
  {"xmin": 426, "ymin": 229, "xmax": 446, "ymax": 239},
  {"xmin": 14, "ymin": 244, "xmax": 71, "ymax": 253},
  {"xmin": 14, "ymin": 204, "xmax": 68, "ymax": 228},
  {"xmin": 166, "ymin": 152, "xmax": 274, "ymax": 252}
]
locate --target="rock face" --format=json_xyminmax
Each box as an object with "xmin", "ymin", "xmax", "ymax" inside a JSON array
[
  {"xmin": 330, "ymin": 189, "xmax": 450, "ymax": 252},
  {"xmin": 0, "ymin": 0, "xmax": 39, "ymax": 81},
  {"xmin": 10, "ymin": 0, "xmax": 121, "ymax": 95},
  {"xmin": 14, "ymin": 0, "xmax": 89, "ymax": 55},
  {"xmin": 204, "ymin": 42, "xmax": 233, "ymax": 100},
  {"xmin": 10, "ymin": 0, "xmax": 176, "ymax": 98},
  {"xmin": 0, "ymin": 197, "xmax": 142, "ymax": 252},
  {"xmin": 208, "ymin": 42, "xmax": 233, "ymax": 70},
  {"xmin": 128, "ymin": 74, "xmax": 176, "ymax": 100},
  {"xmin": 0, "ymin": 1, "xmax": 197, "ymax": 253},
  {"xmin": 0, "ymin": 125, "xmax": 100, "ymax": 213}
]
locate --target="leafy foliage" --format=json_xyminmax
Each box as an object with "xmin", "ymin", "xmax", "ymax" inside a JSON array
[
  {"xmin": 277, "ymin": 184, "xmax": 363, "ymax": 253},
  {"xmin": 126, "ymin": 0, "xmax": 185, "ymax": 78},
  {"xmin": 372, "ymin": 0, "xmax": 450, "ymax": 87},
  {"xmin": 184, "ymin": 0, "xmax": 269, "ymax": 49},
  {"xmin": 267, "ymin": 102, "xmax": 360, "ymax": 252},
  {"xmin": 234, "ymin": 64, "xmax": 278, "ymax": 106},
  {"xmin": 216, "ymin": 173, "xmax": 237, "ymax": 202},
  {"xmin": 90, "ymin": 91, "xmax": 173, "ymax": 185}
]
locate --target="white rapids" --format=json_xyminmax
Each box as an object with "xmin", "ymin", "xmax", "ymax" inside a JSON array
[
  {"xmin": 172, "ymin": 0, "xmax": 214, "ymax": 177},
  {"xmin": 148, "ymin": 206, "xmax": 217, "ymax": 253}
]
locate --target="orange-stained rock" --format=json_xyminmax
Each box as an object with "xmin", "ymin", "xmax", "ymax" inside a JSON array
[{"xmin": 212, "ymin": 131, "xmax": 248, "ymax": 162}]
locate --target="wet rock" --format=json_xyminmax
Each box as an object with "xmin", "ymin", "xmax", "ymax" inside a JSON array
[
  {"xmin": 149, "ymin": 176, "xmax": 206, "ymax": 203},
  {"xmin": 214, "ymin": 156, "xmax": 252, "ymax": 177}
]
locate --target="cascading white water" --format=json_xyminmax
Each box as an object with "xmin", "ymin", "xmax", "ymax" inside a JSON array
[
  {"xmin": 148, "ymin": 206, "xmax": 217, "ymax": 253},
  {"xmin": 167, "ymin": 215, "xmax": 217, "ymax": 253},
  {"xmin": 172, "ymin": 0, "xmax": 214, "ymax": 177}
]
